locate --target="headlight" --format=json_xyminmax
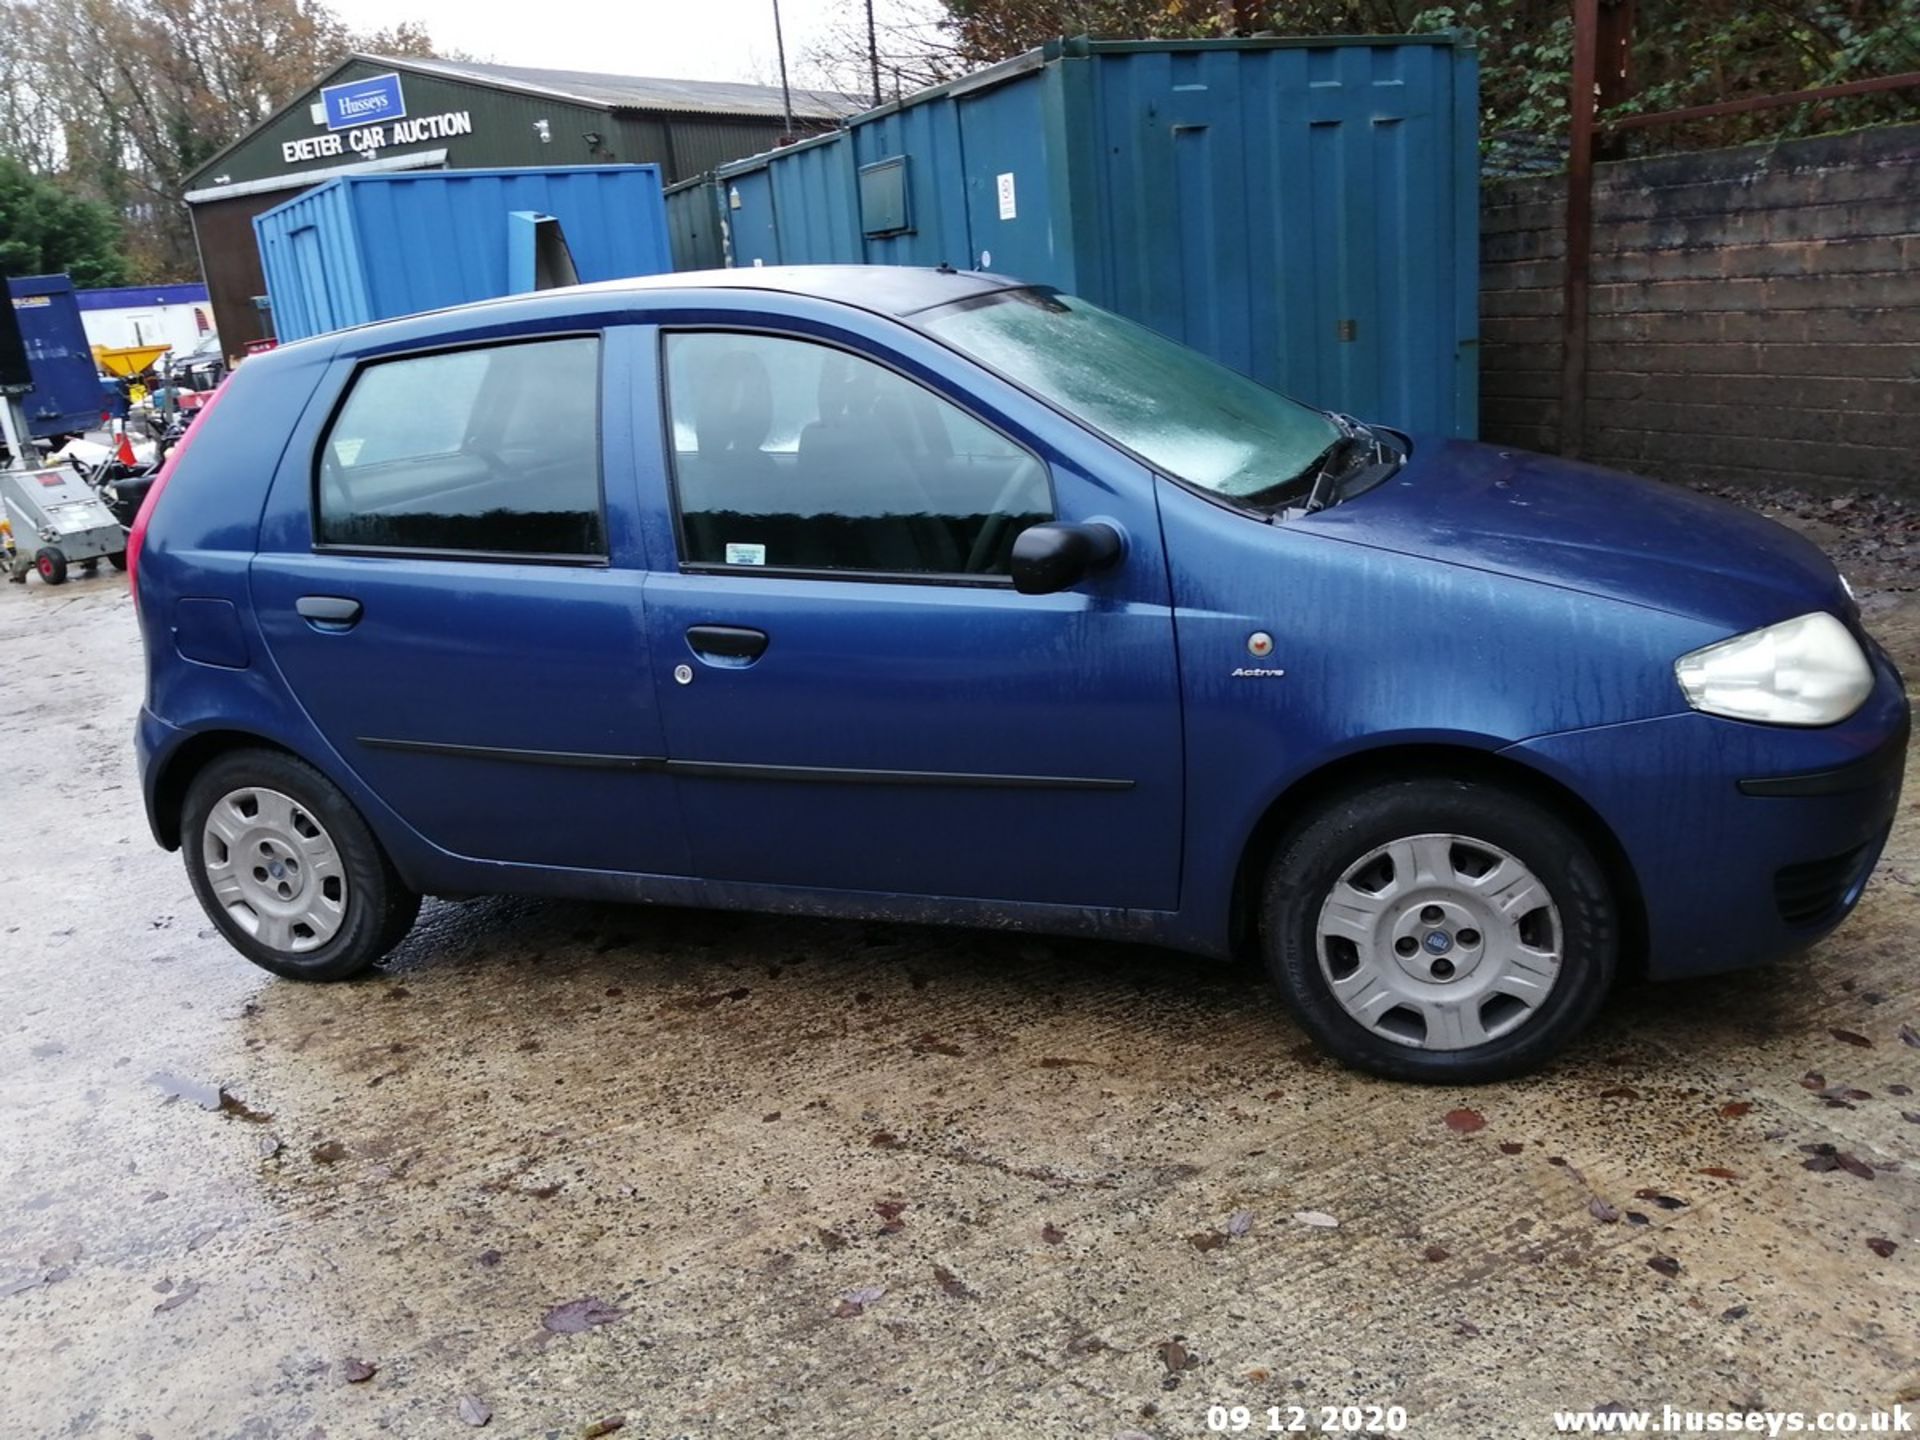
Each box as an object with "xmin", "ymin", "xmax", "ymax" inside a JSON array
[{"xmin": 1674, "ymin": 611, "xmax": 1872, "ymax": 726}]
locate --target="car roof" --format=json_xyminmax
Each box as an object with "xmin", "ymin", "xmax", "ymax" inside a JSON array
[
  {"xmin": 568, "ymin": 264, "xmax": 1027, "ymax": 317},
  {"xmin": 260, "ymin": 266, "xmax": 1031, "ymax": 364}
]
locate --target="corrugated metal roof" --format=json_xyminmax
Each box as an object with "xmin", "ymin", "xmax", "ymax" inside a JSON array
[{"xmin": 370, "ymin": 55, "xmax": 862, "ymax": 120}]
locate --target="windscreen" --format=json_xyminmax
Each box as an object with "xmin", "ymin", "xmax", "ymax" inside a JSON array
[{"xmin": 919, "ymin": 289, "xmax": 1338, "ymax": 502}]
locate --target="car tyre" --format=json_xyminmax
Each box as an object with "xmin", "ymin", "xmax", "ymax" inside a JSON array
[
  {"xmin": 1262, "ymin": 777, "xmax": 1616, "ymax": 1083},
  {"xmin": 35, "ymin": 547, "xmax": 68, "ymax": 585},
  {"xmin": 182, "ymin": 748, "xmax": 420, "ymax": 981},
  {"xmin": 107, "ymin": 550, "xmax": 128, "ymax": 572}
]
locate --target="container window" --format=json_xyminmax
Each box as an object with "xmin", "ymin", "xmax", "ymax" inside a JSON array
[
  {"xmin": 858, "ymin": 156, "xmax": 911, "ymax": 237},
  {"xmin": 317, "ymin": 337, "xmax": 604, "ymax": 557},
  {"xmin": 663, "ymin": 331, "xmax": 1050, "ymax": 577}
]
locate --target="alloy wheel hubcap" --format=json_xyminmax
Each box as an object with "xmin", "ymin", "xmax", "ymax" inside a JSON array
[
  {"xmin": 1315, "ymin": 833, "xmax": 1562, "ymax": 1051},
  {"xmin": 201, "ymin": 787, "xmax": 347, "ymax": 954}
]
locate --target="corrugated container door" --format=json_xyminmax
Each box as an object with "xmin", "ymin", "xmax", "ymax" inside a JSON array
[
  {"xmin": 1084, "ymin": 39, "xmax": 1475, "ymax": 435},
  {"xmin": 724, "ymin": 170, "xmax": 782, "ymax": 267},
  {"xmin": 956, "ymin": 80, "xmax": 1061, "ymax": 282}
]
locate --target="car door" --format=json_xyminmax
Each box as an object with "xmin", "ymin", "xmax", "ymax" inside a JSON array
[
  {"xmin": 252, "ymin": 327, "xmax": 691, "ymax": 877},
  {"xmin": 631, "ymin": 319, "xmax": 1183, "ymax": 911}
]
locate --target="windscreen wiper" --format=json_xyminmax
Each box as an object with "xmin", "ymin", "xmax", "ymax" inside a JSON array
[{"xmin": 1299, "ymin": 414, "xmax": 1384, "ymax": 514}]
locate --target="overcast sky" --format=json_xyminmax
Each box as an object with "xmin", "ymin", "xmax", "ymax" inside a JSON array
[{"xmin": 327, "ymin": 0, "xmax": 900, "ymax": 90}]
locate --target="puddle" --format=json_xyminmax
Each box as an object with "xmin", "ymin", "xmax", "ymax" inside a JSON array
[{"xmin": 147, "ymin": 1072, "xmax": 273, "ymax": 1122}]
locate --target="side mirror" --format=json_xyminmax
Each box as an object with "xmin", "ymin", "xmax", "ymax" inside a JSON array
[{"xmin": 1009, "ymin": 521, "xmax": 1124, "ymax": 595}]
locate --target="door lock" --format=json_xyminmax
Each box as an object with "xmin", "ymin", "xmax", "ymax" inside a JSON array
[{"xmin": 673, "ymin": 664, "xmax": 694, "ymax": 685}]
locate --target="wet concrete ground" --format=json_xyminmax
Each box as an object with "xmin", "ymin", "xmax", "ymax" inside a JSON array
[{"xmin": 1, "ymin": 503, "xmax": 1915, "ymax": 1440}]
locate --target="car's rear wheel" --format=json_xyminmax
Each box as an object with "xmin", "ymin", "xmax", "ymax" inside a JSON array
[
  {"xmin": 1262, "ymin": 777, "xmax": 1616, "ymax": 1083},
  {"xmin": 182, "ymin": 749, "xmax": 419, "ymax": 981},
  {"xmin": 35, "ymin": 547, "xmax": 67, "ymax": 585}
]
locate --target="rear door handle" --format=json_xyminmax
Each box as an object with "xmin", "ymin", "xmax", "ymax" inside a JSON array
[
  {"xmin": 296, "ymin": 595, "xmax": 362, "ymax": 631},
  {"xmin": 686, "ymin": 624, "xmax": 768, "ymax": 664}
]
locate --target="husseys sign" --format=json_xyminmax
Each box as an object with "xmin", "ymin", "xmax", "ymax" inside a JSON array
[{"xmin": 281, "ymin": 72, "xmax": 474, "ymax": 165}]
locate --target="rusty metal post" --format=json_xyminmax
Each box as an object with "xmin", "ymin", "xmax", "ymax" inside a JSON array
[{"xmin": 1559, "ymin": 0, "xmax": 1600, "ymax": 458}]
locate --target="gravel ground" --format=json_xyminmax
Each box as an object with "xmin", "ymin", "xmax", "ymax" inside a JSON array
[{"xmin": 0, "ymin": 487, "xmax": 1915, "ymax": 1440}]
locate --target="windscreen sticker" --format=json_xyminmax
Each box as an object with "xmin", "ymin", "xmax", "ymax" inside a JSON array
[
  {"xmin": 332, "ymin": 437, "xmax": 365, "ymax": 467},
  {"xmin": 724, "ymin": 542, "xmax": 767, "ymax": 566}
]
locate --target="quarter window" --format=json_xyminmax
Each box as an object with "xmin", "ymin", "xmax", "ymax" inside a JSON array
[
  {"xmin": 663, "ymin": 332, "xmax": 1051, "ymax": 576},
  {"xmin": 318, "ymin": 337, "xmax": 604, "ymax": 557}
]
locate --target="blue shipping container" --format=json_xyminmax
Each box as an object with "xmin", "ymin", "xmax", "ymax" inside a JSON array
[
  {"xmin": 255, "ymin": 165, "xmax": 673, "ymax": 343},
  {"xmin": 5, "ymin": 274, "xmax": 105, "ymax": 438},
  {"xmin": 664, "ymin": 174, "xmax": 728, "ymax": 271},
  {"xmin": 713, "ymin": 35, "xmax": 1480, "ymax": 437}
]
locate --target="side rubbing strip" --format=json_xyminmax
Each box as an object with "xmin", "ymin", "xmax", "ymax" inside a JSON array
[
  {"xmin": 665, "ymin": 760, "xmax": 1134, "ymax": 790},
  {"xmin": 358, "ymin": 739, "xmax": 1133, "ymax": 791},
  {"xmin": 359, "ymin": 738, "xmax": 666, "ymax": 772}
]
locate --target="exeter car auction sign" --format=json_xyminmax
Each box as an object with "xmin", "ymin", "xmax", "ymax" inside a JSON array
[{"xmin": 283, "ymin": 73, "xmax": 474, "ymax": 166}]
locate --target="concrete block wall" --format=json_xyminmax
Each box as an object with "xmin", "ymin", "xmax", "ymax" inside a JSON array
[{"xmin": 1479, "ymin": 123, "xmax": 1920, "ymax": 494}]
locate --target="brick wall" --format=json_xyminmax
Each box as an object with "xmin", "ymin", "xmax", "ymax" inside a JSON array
[{"xmin": 1480, "ymin": 123, "xmax": 1920, "ymax": 494}]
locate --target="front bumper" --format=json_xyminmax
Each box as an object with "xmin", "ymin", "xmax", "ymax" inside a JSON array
[{"xmin": 1506, "ymin": 649, "xmax": 1909, "ymax": 980}]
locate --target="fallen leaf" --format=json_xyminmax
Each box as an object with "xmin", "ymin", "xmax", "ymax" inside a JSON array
[
  {"xmin": 310, "ymin": 1140, "xmax": 348, "ymax": 1165},
  {"xmin": 1697, "ymin": 1167, "xmax": 1740, "ymax": 1180},
  {"xmin": 833, "ymin": 1284, "xmax": 885, "ymax": 1317},
  {"xmin": 1633, "ymin": 1190, "xmax": 1689, "ymax": 1210},
  {"xmin": 1720, "ymin": 1305, "xmax": 1749, "ymax": 1322},
  {"xmin": 1454, "ymin": 1320, "xmax": 1482, "ymax": 1338},
  {"xmin": 1803, "ymin": 1154, "xmax": 1840, "ymax": 1173},
  {"xmin": 910, "ymin": 1033, "xmax": 965, "ymax": 1057},
  {"xmin": 1799, "ymin": 1071, "xmax": 1827, "ymax": 1091},
  {"xmin": 1292, "ymin": 1210, "xmax": 1339, "ymax": 1229},
  {"xmin": 1830, "ymin": 1028, "xmax": 1872, "ymax": 1049},
  {"xmin": 818, "ymin": 1229, "xmax": 848, "ymax": 1251},
  {"xmin": 580, "ymin": 1419, "xmax": 625, "ymax": 1438},
  {"xmin": 1588, "ymin": 1198, "xmax": 1620, "ymax": 1223},
  {"xmin": 1899, "ymin": 1024, "xmax": 1920, "ymax": 1050},
  {"xmin": 1889, "ymin": 1084, "xmax": 1912, "ymax": 1097},
  {"xmin": 932, "ymin": 1265, "xmax": 975, "ymax": 1299},
  {"xmin": 1188, "ymin": 1231, "xmax": 1228, "ymax": 1252},
  {"xmin": 1227, "ymin": 1209, "xmax": 1255, "ymax": 1237},
  {"xmin": 477, "ymin": 1248, "xmax": 503, "ymax": 1268},
  {"xmin": 1647, "ymin": 1255, "xmax": 1682, "ymax": 1278},
  {"xmin": 1498, "ymin": 1141, "xmax": 1524, "ymax": 1155},
  {"xmin": 341, "ymin": 1358, "xmax": 376, "ymax": 1384},
  {"xmin": 457, "ymin": 1395, "xmax": 492, "ymax": 1427},
  {"xmin": 1038, "ymin": 1057, "xmax": 1095, "ymax": 1069},
  {"xmin": 152, "ymin": 1280, "xmax": 199, "ymax": 1313},
  {"xmin": 1867, "ymin": 1238, "xmax": 1898, "ymax": 1258},
  {"xmin": 875, "ymin": 1199, "xmax": 907, "ymax": 1233},
  {"xmin": 1718, "ymin": 1101, "xmax": 1753, "ymax": 1118},
  {"xmin": 1904, "ymin": 1112, "xmax": 1920, "ymax": 1126},
  {"xmin": 1625, "ymin": 1211, "xmax": 1651, "ymax": 1226},
  {"xmin": 1041, "ymin": 1223, "xmax": 1066, "ymax": 1245},
  {"xmin": 1422, "ymin": 1244, "xmax": 1449, "ymax": 1262},
  {"xmin": 1442, "ymin": 1108, "xmax": 1485, "ymax": 1134},
  {"xmin": 1157, "ymin": 1338, "xmax": 1198, "ymax": 1373},
  {"xmin": 541, "ymin": 1297, "xmax": 624, "ymax": 1334},
  {"xmin": 1835, "ymin": 1153, "xmax": 1875, "ymax": 1181},
  {"xmin": 869, "ymin": 1131, "xmax": 899, "ymax": 1149}
]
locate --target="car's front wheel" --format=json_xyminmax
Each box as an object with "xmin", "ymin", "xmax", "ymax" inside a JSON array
[
  {"xmin": 182, "ymin": 749, "xmax": 419, "ymax": 981},
  {"xmin": 1263, "ymin": 777, "xmax": 1617, "ymax": 1083}
]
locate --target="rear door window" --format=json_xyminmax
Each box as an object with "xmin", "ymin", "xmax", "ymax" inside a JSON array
[
  {"xmin": 317, "ymin": 336, "xmax": 604, "ymax": 558},
  {"xmin": 662, "ymin": 331, "xmax": 1051, "ymax": 577}
]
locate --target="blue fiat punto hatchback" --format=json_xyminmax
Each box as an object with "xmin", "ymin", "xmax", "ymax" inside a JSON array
[{"xmin": 132, "ymin": 267, "xmax": 1908, "ymax": 1081}]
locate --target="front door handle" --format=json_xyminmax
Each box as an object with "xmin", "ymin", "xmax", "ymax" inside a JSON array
[
  {"xmin": 296, "ymin": 595, "xmax": 362, "ymax": 631},
  {"xmin": 686, "ymin": 624, "xmax": 768, "ymax": 665}
]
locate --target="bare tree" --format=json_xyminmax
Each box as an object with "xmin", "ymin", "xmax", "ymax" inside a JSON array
[{"xmin": 1, "ymin": 0, "xmax": 449, "ymax": 279}]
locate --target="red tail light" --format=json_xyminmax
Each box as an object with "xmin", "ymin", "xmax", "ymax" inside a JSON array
[{"xmin": 128, "ymin": 376, "xmax": 230, "ymax": 608}]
